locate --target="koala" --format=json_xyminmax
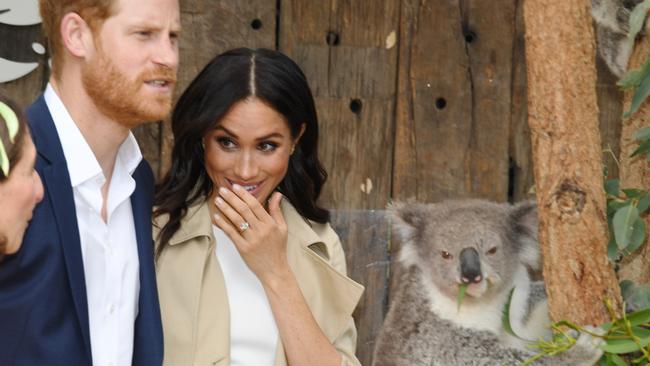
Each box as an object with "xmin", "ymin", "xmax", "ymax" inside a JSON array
[
  {"xmin": 372, "ymin": 199, "xmax": 603, "ymax": 366},
  {"xmin": 591, "ymin": 0, "xmax": 645, "ymax": 77}
]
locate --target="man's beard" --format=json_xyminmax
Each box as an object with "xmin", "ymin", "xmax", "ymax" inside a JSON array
[{"xmin": 81, "ymin": 49, "xmax": 177, "ymax": 128}]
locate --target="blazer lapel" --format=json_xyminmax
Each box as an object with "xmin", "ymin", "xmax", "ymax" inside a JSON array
[
  {"xmin": 27, "ymin": 96, "xmax": 92, "ymax": 362},
  {"xmin": 130, "ymin": 163, "xmax": 163, "ymax": 365}
]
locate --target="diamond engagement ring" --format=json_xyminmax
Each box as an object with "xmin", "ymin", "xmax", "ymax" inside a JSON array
[{"xmin": 239, "ymin": 222, "xmax": 250, "ymax": 232}]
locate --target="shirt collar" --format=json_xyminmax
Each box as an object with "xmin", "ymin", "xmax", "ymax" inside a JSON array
[{"xmin": 44, "ymin": 83, "xmax": 143, "ymax": 187}]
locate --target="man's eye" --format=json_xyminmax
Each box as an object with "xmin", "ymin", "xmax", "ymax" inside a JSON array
[
  {"xmin": 259, "ymin": 142, "xmax": 277, "ymax": 152},
  {"xmin": 136, "ymin": 31, "xmax": 152, "ymax": 38}
]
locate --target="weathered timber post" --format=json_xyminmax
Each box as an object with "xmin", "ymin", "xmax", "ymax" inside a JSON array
[{"xmin": 523, "ymin": 0, "xmax": 622, "ymax": 324}]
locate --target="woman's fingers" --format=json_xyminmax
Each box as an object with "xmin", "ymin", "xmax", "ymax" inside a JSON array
[
  {"xmin": 216, "ymin": 186, "xmax": 259, "ymax": 226},
  {"xmin": 230, "ymin": 184, "xmax": 269, "ymax": 222},
  {"xmin": 268, "ymin": 191, "xmax": 287, "ymax": 227},
  {"xmin": 214, "ymin": 193, "xmax": 250, "ymax": 234},
  {"xmin": 213, "ymin": 212, "xmax": 248, "ymax": 248}
]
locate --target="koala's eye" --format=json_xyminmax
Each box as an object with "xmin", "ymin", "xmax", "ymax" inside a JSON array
[
  {"xmin": 441, "ymin": 251, "xmax": 452, "ymax": 259},
  {"xmin": 487, "ymin": 247, "xmax": 498, "ymax": 255}
]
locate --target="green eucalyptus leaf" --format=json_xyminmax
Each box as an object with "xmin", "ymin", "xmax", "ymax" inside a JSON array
[
  {"xmin": 623, "ymin": 300, "xmax": 650, "ymax": 327},
  {"xmin": 628, "ymin": 0, "xmax": 650, "ymax": 42},
  {"xmin": 618, "ymin": 57, "xmax": 650, "ymax": 90},
  {"xmin": 620, "ymin": 279, "xmax": 635, "ymax": 294},
  {"xmin": 637, "ymin": 194, "xmax": 650, "ymax": 214},
  {"xmin": 623, "ymin": 70, "xmax": 650, "ymax": 118},
  {"xmin": 607, "ymin": 235, "xmax": 619, "ymax": 261},
  {"xmin": 606, "ymin": 179, "xmax": 621, "ymax": 197},
  {"xmin": 622, "ymin": 188, "xmax": 644, "ymax": 198},
  {"xmin": 607, "ymin": 353, "xmax": 627, "ymax": 366},
  {"xmin": 601, "ymin": 326, "xmax": 650, "ymax": 354},
  {"xmin": 608, "ymin": 200, "xmax": 629, "ymax": 218},
  {"xmin": 621, "ymin": 218, "xmax": 646, "ymax": 255},
  {"xmin": 631, "ymin": 138, "xmax": 650, "ymax": 158},
  {"xmin": 605, "ymin": 353, "xmax": 627, "ymax": 366},
  {"xmin": 457, "ymin": 283, "xmax": 467, "ymax": 311},
  {"xmin": 635, "ymin": 126, "xmax": 650, "ymax": 141},
  {"xmin": 501, "ymin": 288, "xmax": 530, "ymax": 342},
  {"xmin": 613, "ymin": 205, "xmax": 641, "ymax": 249}
]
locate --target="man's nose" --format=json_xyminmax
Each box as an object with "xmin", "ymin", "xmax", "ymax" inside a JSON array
[{"xmin": 153, "ymin": 34, "xmax": 179, "ymax": 71}]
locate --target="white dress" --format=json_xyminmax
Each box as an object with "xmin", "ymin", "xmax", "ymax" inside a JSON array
[{"xmin": 213, "ymin": 226, "xmax": 279, "ymax": 366}]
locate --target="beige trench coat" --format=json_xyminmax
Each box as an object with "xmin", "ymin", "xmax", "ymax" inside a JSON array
[{"xmin": 154, "ymin": 198, "xmax": 364, "ymax": 366}]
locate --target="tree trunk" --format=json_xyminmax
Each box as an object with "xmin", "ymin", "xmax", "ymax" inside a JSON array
[
  {"xmin": 618, "ymin": 31, "xmax": 650, "ymax": 285},
  {"xmin": 523, "ymin": 0, "xmax": 622, "ymax": 324}
]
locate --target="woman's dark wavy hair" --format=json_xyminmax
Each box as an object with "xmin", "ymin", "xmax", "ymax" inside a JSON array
[{"xmin": 154, "ymin": 48, "xmax": 329, "ymax": 256}]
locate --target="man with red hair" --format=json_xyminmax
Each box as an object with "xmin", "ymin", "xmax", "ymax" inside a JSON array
[{"xmin": 0, "ymin": 1, "xmax": 180, "ymax": 365}]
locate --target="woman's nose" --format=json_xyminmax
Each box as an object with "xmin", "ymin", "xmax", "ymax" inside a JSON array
[{"xmin": 233, "ymin": 152, "xmax": 258, "ymax": 181}]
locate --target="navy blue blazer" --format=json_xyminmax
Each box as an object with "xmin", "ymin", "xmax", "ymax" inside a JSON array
[{"xmin": 0, "ymin": 95, "xmax": 163, "ymax": 365}]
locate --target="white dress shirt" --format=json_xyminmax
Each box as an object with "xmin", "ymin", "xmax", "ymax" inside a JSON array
[
  {"xmin": 213, "ymin": 226, "xmax": 279, "ymax": 365},
  {"xmin": 45, "ymin": 84, "xmax": 141, "ymax": 366}
]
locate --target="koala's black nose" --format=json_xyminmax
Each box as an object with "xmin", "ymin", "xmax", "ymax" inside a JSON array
[{"xmin": 460, "ymin": 247, "xmax": 483, "ymax": 284}]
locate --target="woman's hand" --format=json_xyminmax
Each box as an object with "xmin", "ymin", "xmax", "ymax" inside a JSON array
[
  {"xmin": 212, "ymin": 185, "xmax": 345, "ymax": 366},
  {"xmin": 212, "ymin": 185, "xmax": 291, "ymax": 284}
]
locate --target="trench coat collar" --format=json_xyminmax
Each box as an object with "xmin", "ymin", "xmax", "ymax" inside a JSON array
[
  {"xmin": 162, "ymin": 197, "xmax": 327, "ymax": 253},
  {"xmin": 156, "ymin": 195, "xmax": 364, "ymax": 366}
]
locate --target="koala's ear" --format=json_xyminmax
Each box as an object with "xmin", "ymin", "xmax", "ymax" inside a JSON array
[
  {"xmin": 388, "ymin": 201, "xmax": 426, "ymax": 241},
  {"xmin": 510, "ymin": 200, "xmax": 541, "ymax": 272},
  {"xmin": 511, "ymin": 200, "xmax": 538, "ymax": 236}
]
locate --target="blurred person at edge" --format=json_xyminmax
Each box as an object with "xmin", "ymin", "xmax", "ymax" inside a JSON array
[
  {"xmin": 154, "ymin": 48, "xmax": 364, "ymax": 366},
  {"xmin": 0, "ymin": 96, "xmax": 44, "ymax": 262},
  {"xmin": 0, "ymin": 0, "xmax": 180, "ymax": 365}
]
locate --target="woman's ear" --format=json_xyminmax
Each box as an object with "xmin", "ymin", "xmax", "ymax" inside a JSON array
[
  {"xmin": 60, "ymin": 12, "xmax": 93, "ymax": 59},
  {"xmin": 294, "ymin": 123, "xmax": 306, "ymax": 144}
]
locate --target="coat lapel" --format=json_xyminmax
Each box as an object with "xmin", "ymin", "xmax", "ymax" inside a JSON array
[
  {"xmin": 156, "ymin": 201, "xmax": 230, "ymax": 365},
  {"xmin": 27, "ymin": 96, "xmax": 92, "ymax": 362},
  {"xmin": 274, "ymin": 201, "xmax": 364, "ymax": 366}
]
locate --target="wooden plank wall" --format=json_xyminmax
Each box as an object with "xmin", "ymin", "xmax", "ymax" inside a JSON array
[{"xmin": 0, "ymin": 0, "xmax": 624, "ymax": 364}]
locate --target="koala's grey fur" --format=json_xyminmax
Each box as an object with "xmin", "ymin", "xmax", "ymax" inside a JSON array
[
  {"xmin": 372, "ymin": 200, "xmax": 603, "ymax": 366},
  {"xmin": 592, "ymin": 0, "xmax": 645, "ymax": 77}
]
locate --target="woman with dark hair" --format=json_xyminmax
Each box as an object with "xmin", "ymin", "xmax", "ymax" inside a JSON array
[
  {"xmin": 0, "ymin": 96, "xmax": 44, "ymax": 261},
  {"xmin": 154, "ymin": 48, "xmax": 363, "ymax": 366}
]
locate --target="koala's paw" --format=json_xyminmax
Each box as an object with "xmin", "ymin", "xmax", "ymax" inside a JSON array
[{"xmin": 564, "ymin": 327, "xmax": 605, "ymax": 366}]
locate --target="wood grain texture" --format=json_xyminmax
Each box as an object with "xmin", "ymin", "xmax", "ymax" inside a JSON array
[
  {"xmin": 160, "ymin": 0, "xmax": 278, "ymax": 178},
  {"xmin": 509, "ymin": 0, "xmax": 535, "ymax": 202},
  {"xmin": 280, "ymin": 0, "xmax": 398, "ymax": 210},
  {"xmin": 524, "ymin": 0, "xmax": 621, "ymax": 324},
  {"xmin": 618, "ymin": 30, "xmax": 650, "ymax": 285},
  {"xmin": 393, "ymin": 0, "xmax": 516, "ymax": 203},
  {"xmin": 331, "ymin": 209, "xmax": 390, "ymax": 366},
  {"xmin": 280, "ymin": 2, "xmax": 398, "ymax": 363}
]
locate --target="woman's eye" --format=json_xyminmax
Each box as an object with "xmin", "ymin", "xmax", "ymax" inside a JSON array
[
  {"xmin": 216, "ymin": 137, "xmax": 236, "ymax": 149},
  {"xmin": 258, "ymin": 142, "xmax": 278, "ymax": 152}
]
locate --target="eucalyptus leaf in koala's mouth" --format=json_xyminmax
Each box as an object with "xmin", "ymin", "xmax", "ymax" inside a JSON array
[{"xmin": 456, "ymin": 284, "xmax": 468, "ymax": 310}]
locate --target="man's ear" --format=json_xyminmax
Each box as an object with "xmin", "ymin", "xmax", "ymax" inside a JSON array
[{"xmin": 59, "ymin": 12, "xmax": 94, "ymax": 59}]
